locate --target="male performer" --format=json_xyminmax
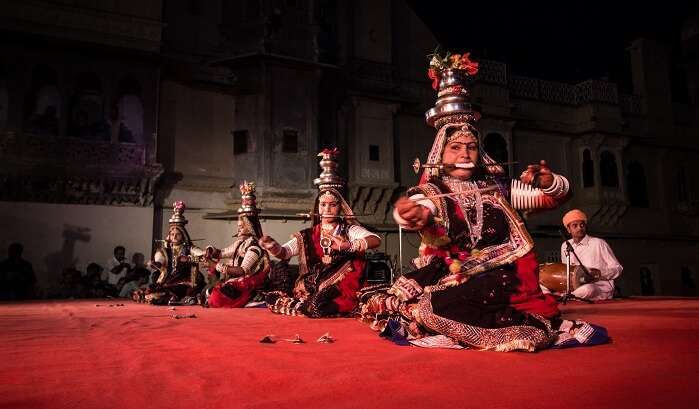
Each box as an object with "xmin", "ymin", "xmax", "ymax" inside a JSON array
[{"xmin": 558, "ymin": 209, "xmax": 623, "ymax": 300}]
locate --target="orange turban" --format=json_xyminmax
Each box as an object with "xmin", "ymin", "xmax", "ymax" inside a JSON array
[{"xmin": 562, "ymin": 209, "xmax": 587, "ymax": 227}]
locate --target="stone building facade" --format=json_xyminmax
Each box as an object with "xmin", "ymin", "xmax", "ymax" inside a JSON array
[{"xmin": 1, "ymin": 0, "xmax": 697, "ymax": 296}]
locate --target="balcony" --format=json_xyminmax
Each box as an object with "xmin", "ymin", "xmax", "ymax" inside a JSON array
[{"xmin": 0, "ymin": 131, "xmax": 162, "ymax": 205}]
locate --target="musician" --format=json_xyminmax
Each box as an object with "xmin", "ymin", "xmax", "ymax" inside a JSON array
[
  {"xmin": 358, "ymin": 52, "xmax": 577, "ymax": 351},
  {"xmin": 558, "ymin": 209, "xmax": 623, "ymax": 300}
]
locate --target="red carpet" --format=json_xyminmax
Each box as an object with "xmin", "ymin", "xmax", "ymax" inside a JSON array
[{"xmin": 1, "ymin": 298, "xmax": 698, "ymax": 409}]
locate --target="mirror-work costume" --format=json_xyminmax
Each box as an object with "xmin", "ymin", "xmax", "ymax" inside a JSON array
[
  {"xmin": 207, "ymin": 182, "xmax": 271, "ymax": 308},
  {"xmin": 135, "ymin": 201, "xmax": 205, "ymax": 305},
  {"xmin": 359, "ymin": 53, "xmax": 608, "ymax": 351},
  {"xmin": 265, "ymin": 149, "xmax": 381, "ymax": 318}
]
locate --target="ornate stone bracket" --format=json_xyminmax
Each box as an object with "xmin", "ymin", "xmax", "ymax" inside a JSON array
[{"xmin": 348, "ymin": 183, "xmax": 400, "ymax": 226}]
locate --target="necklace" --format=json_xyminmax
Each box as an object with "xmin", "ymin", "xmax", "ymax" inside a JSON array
[{"xmin": 442, "ymin": 176, "xmax": 483, "ymax": 246}]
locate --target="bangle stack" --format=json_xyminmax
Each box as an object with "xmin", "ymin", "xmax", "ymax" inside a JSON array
[
  {"xmin": 542, "ymin": 173, "xmax": 569, "ymax": 198},
  {"xmin": 349, "ymin": 238, "xmax": 368, "ymax": 253}
]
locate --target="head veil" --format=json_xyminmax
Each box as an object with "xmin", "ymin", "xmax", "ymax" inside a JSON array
[
  {"xmin": 312, "ymin": 148, "xmax": 359, "ymax": 226},
  {"xmin": 420, "ymin": 51, "xmax": 505, "ymax": 184},
  {"xmin": 420, "ymin": 122, "xmax": 505, "ymax": 184},
  {"xmin": 167, "ymin": 201, "xmax": 193, "ymax": 245},
  {"xmin": 236, "ymin": 181, "xmax": 263, "ymax": 238}
]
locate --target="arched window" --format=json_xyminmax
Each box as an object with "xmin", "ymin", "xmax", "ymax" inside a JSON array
[
  {"xmin": 582, "ymin": 149, "xmax": 594, "ymax": 187},
  {"xmin": 69, "ymin": 72, "xmax": 108, "ymax": 140},
  {"xmin": 600, "ymin": 151, "xmax": 619, "ymax": 188},
  {"xmin": 113, "ymin": 76, "xmax": 143, "ymax": 143},
  {"xmin": 626, "ymin": 162, "xmax": 648, "ymax": 207},
  {"xmin": 25, "ymin": 65, "xmax": 61, "ymax": 136},
  {"xmin": 483, "ymin": 133, "xmax": 509, "ymax": 175}
]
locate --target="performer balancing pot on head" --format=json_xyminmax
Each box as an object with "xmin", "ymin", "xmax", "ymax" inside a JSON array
[
  {"xmin": 359, "ymin": 51, "xmax": 609, "ymax": 351},
  {"xmin": 259, "ymin": 148, "xmax": 381, "ymax": 318},
  {"xmin": 135, "ymin": 201, "xmax": 207, "ymax": 305},
  {"xmin": 205, "ymin": 181, "xmax": 271, "ymax": 308}
]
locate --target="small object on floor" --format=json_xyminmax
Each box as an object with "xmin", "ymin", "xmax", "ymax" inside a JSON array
[
  {"xmin": 168, "ymin": 307, "xmax": 177, "ymax": 311},
  {"xmin": 95, "ymin": 303, "xmax": 126, "ymax": 307},
  {"xmin": 285, "ymin": 334, "xmax": 305, "ymax": 344},
  {"xmin": 259, "ymin": 335, "xmax": 276, "ymax": 344},
  {"xmin": 172, "ymin": 313, "xmax": 197, "ymax": 319},
  {"xmin": 244, "ymin": 301, "xmax": 267, "ymax": 308},
  {"xmin": 317, "ymin": 332, "xmax": 335, "ymax": 343}
]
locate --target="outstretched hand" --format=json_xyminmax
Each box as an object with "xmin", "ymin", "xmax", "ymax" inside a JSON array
[
  {"xmin": 520, "ymin": 160, "xmax": 554, "ymax": 189},
  {"xmin": 395, "ymin": 197, "xmax": 431, "ymax": 230},
  {"xmin": 259, "ymin": 235, "xmax": 279, "ymax": 251},
  {"xmin": 259, "ymin": 235, "xmax": 284, "ymax": 259},
  {"xmin": 327, "ymin": 235, "xmax": 349, "ymax": 251}
]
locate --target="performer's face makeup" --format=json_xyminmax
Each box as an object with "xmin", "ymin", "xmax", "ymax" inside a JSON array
[
  {"xmin": 566, "ymin": 220, "xmax": 587, "ymax": 241},
  {"xmin": 442, "ymin": 132, "xmax": 479, "ymax": 180},
  {"xmin": 168, "ymin": 228, "xmax": 184, "ymax": 245},
  {"xmin": 319, "ymin": 193, "xmax": 340, "ymax": 222}
]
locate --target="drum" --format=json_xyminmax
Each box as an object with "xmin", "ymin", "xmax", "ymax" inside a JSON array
[{"xmin": 539, "ymin": 262, "xmax": 594, "ymax": 293}]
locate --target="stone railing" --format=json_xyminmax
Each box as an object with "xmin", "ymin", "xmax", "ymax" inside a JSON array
[
  {"xmin": 539, "ymin": 80, "xmax": 578, "ymax": 105},
  {"xmin": 0, "ymin": 132, "xmax": 146, "ymax": 169},
  {"xmin": 0, "ymin": 131, "xmax": 163, "ymax": 205},
  {"xmin": 509, "ymin": 75, "xmax": 540, "ymax": 99},
  {"xmin": 576, "ymin": 80, "xmax": 618, "ymax": 104},
  {"xmin": 475, "ymin": 59, "xmax": 507, "ymax": 85},
  {"xmin": 509, "ymin": 75, "xmax": 627, "ymax": 107}
]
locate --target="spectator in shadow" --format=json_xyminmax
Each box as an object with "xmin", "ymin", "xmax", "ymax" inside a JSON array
[
  {"xmin": 60, "ymin": 266, "xmax": 84, "ymax": 298},
  {"xmin": 0, "ymin": 243, "xmax": 36, "ymax": 300},
  {"xmin": 119, "ymin": 252, "xmax": 149, "ymax": 298},
  {"xmin": 104, "ymin": 246, "xmax": 130, "ymax": 296},
  {"xmin": 83, "ymin": 263, "xmax": 107, "ymax": 298}
]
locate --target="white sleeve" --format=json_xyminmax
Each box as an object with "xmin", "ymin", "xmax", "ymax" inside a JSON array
[
  {"xmin": 154, "ymin": 251, "xmax": 166, "ymax": 265},
  {"xmin": 219, "ymin": 243, "xmax": 237, "ymax": 259},
  {"xmin": 190, "ymin": 246, "xmax": 205, "ymax": 257},
  {"xmin": 239, "ymin": 246, "xmax": 262, "ymax": 275},
  {"xmin": 597, "ymin": 240, "xmax": 623, "ymax": 280},
  {"xmin": 560, "ymin": 242, "xmax": 568, "ymax": 264},
  {"xmin": 347, "ymin": 225, "xmax": 380, "ymax": 241},
  {"xmin": 281, "ymin": 236, "xmax": 299, "ymax": 258}
]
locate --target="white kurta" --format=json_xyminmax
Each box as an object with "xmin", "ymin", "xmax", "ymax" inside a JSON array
[{"xmin": 561, "ymin": 235, "xmax": 623, "ymax": 300}]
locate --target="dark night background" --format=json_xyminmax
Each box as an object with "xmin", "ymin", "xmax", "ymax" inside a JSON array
[{"xmin": 409, "ymin": 0, "xmax": 697, "ymax": 90}]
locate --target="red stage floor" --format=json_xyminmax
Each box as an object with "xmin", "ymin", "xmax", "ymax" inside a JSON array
[{"xmin": 1, "ymin": 298, "xmax": 698, "ymax": 409}]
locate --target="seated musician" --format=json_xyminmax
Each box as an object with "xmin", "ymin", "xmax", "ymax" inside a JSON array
[{"xmin": 546, "ymin": 209, "xmax": 623, "ymax": 301}]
